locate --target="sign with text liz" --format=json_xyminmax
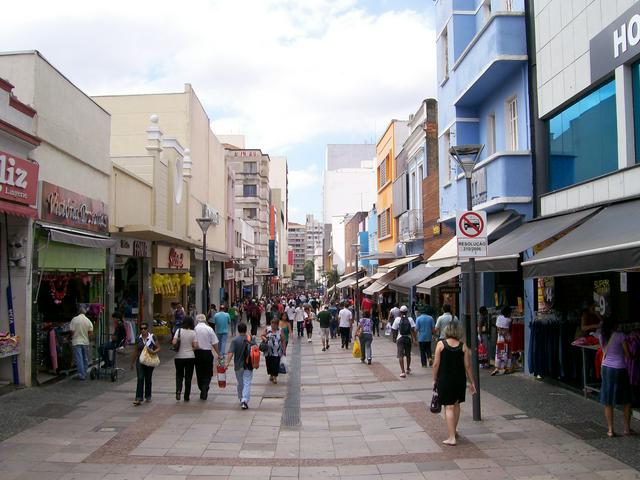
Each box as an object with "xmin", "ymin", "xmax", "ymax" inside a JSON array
[
  {"xmin": 456, "ymin": 210, "xmax": 487, "ymax": 258},
  {"xmin": 0, "ymin": 151, "xmax": 39, "ymax": 206},
  {"xmin": 41, "ymin": 181, "xmax": 109, "ymax": 233}
]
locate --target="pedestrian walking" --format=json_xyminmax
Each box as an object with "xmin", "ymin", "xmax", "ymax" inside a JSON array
[
  {"xmin": 279, "ymin": 312, "xmax": 292, "ymax": 348},
  {"xmin": 416, "ymin": 307, "xmax": 435, "ymax": 367},
  {"xmin": 391, "ymin": 306, "xmax": 416, "ymax": 378},
  {"xmin": 285, "ymin": 301, "xmax": 296, "ymax": 326},
  {"xmin": 432, "ymin": 321, "xmax": 477, "ymax": 446},
  {"xmin": 356, "ymin": 311, "xmax": 373, "ymax": 364},
  {"xmin": 294, "ymin": 303, "xmax": 305, "ymax": 338},
  {"xmin": 228, "ymin": 303, "xmax": 238, "ymax": 336},
  {"xmin": 304, "ymin": 305, "xmax": 315, "ymax": 343},
  {"xmin": 173, "ymin": 303, "xmax": 185, "ymax": 334},
  {"xmin": 435, "ymin": 304, "xmax": 459, "ymax": 340},
  {"xmin": 172, "ymin": 316, "xmax": 198, "ymax": 402},
  {"xmin": 213, "ymin": 305, "xmax": 231, "ymax": 356},
  {"xmin": 130, "ymin": 322, "xmax": 160, "ymax": 405},
  {"xmin": 491, "ymin": 305, "xmax": 513, "ymax": 376},
  {"xmin": 194, "ymin": 313, "xmax": 220, "ymax": 400},
  {"xmin": 70, "ymin": 306, "xmax": 93, "ymax": 380},
  {"xmin": 387, "ymin": 304, "xmax": 400, "ymax": 331},
  {"xmin": 371, "ymin": 304, "xmax": 380, "ymax": 337},
  {"xmin": 226, "ymin": 322, "xmax": 256, "ymax": 409},
  {"xmin": 478, "ymin": 306, "xmax": 490, "ymax": 368},
  {"xmin": 248, "ymin": 300, "xmax": 260, "ymax": 336},
  {"xmin": 599, "ymin": 316, "xmax": 633, "ymax": 437},
  {"xmin": 262, "ymin": 318, "xmax": 286, "ymax": 384},
  {"xmin": 329, "ymin": 302, "xmax": 339, "ymax": 339},
  {"xmin": 338, "ymin": 303, "xmax": 353, "ymax": 349},
  {"xmin": 317, "ymin": 305, "xmax": 332, "ymax": 351}
]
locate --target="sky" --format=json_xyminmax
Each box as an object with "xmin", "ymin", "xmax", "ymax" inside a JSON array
[{"xmin": 0, "ymin": 0, "xmax": 437, "ymax": 223}]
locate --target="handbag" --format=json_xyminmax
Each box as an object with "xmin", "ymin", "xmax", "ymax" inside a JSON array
[
  {"xmin": 430, "ymin": 387, "xmax": 442, "ymax": 414},
  {"xmin": 279, "ymin": 355, "xmax": 288, "ymax": 374},
  {"xmin": 171, "ymin": 328, "xmax": 181, "ymax": 352},
  {"xmin": 139, "ymin": 346, "xmax": 160, "ymax": 367}
]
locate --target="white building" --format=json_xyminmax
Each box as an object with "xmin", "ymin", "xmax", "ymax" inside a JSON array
[
  {"xmin": 269, "ymin": 156, "xmax": 290, "ymax": 289},
  {"xmin": 323, "ymin": 157, "xmax": 376, "ymax": 272}
]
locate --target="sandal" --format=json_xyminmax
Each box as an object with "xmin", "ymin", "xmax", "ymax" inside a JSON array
[
  {"xmin": 623, "ymin": 429, "xmax": 635, "ymax": 436},
  {"xmin": 133, "ymin": 400, "xmax": 142, "ymax": 406},
  {"xmin": 399, "ymin": 372, "xmax": 406, "ymax": 378},
  {"xmin": 490, "ymin": 370, "xmax": 499, "ymax": 376},
  {"xmin": 607, "ymin": 431, "xmax": 617, "ymax": 438}
]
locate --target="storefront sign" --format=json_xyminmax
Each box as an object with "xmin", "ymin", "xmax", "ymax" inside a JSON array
[
  {"xmin": 0, "ymin": 151, "xmax": 39, "ymax": 206},
  {"xmin": 154, "ymin": 245, "xmax": 190, "ymax": 270},
  {"xmin": 590, "ymin": 2, "xmax": 640, "ymax": 82},
  {"xmin": 224, "ymin": 268, "xmax": 235, "ymax": 281},
  {"xmin": 593, "ymin": 279, "xmax": 610, "ymax": 317},
  {"xmin": 115, "ymin": 238, "xmax": 151, "ymax": 258},
  {"xmin": 41, "ymin": 182, "xmax": 108, "ymax": 233},
  {"xmin": 202, "ymin": 204, "xmax": 220, "ymax": 225}
]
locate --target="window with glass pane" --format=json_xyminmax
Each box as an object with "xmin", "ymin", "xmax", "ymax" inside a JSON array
[
  {"xmin": 243, "ymin": 184, "xmax": 257, "ymax": 197},
  {"xmin": 631, "ymin": 62, "xmax": 640, "ymax": 163},
  {"xmin": 243, "ymin": 208, "xmax": 257, "ymax": 219},
  {"xmin": 548, "ymin": 79, "xmax": 617, "ymax": 191},
  {"xmin": 506, "ymin": 97, "xmax": 518, "ymax": 150},
  {"xmin": 244, "ymin": 161, "xmax": 258, "ymax": 173}
]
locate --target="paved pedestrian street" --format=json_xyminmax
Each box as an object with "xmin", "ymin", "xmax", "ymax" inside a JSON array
[{"xmin": 0, "ymin": 335, "xmax": 638, "ymax": 480}]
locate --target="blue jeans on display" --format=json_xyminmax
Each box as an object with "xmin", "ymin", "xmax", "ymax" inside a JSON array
[
  {"xmin": 235, "ymin": 368, "xmax": 253, "ymax": 404},
  {"xmin": 73, "ymin": 344, "xmax": 90, "ymax": 379},
  {"xmin": 218, "ymin": 333, "xmax": 228, "ymax": 356}
]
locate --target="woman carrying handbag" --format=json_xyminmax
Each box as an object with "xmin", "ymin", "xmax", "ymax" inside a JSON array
[{"xmin": 131, "ymin": 322, "xmax": 161, "ymax": 406}]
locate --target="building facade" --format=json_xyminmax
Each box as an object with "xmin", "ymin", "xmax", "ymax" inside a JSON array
[
  {"xmin": 323, "ymin": 144, "xmax": 376, "ymax": 273},
  {"xmin": 287, "ymin": 222, "xmax": 306, "ymax": 285},
  {"xmin": 343, "ymin": 212, "xmax": 368, "ymax": 274},
  {"xmin": 269, "ymin": 156, "xmax": 290, "ymax": 290},
  {"xmin": 376, "ymin": 120, "xmax": 409, "ymax": 259}
]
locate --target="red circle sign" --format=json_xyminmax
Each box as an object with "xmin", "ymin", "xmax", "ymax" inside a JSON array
[{"xmin": 458, "ymin": 212, "xmax": 484, "ymax": 238}]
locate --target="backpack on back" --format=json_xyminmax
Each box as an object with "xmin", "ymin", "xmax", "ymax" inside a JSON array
[
  {"xmin": 399, "ymin": 316, "xmax": 411, "ymax": 336},
  {"xmin": 244, "ymin": 335, "xmax": 260, "ymax": 370}
]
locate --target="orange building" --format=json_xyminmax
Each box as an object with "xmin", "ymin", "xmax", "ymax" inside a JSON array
[{"xmin": 375, "ymin": 120, "xmax": 409, "ymax": 259}]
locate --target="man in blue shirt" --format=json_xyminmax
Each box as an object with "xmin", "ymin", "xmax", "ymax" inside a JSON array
[
  {"xmin": 415, "ymin": 307, "xmax": 435, "ymax": 367},
  {"xmin": 213, "ymin": 305, "xmax": 231, "ymax": 356}
]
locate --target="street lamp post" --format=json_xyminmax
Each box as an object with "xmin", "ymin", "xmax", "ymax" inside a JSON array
[
  {"xmin": 196, "ymin": 216, "xmax": 215, "ymax": 315},
  {"xmin": 352, "ymin": 244, "xmax": 360, "ymax": 322},
  {"xmin": 249, "ymin": 256, "xmax": 258, "ymax": 299},
  {"xmin": 449, "ymin": 144, "xmax": 484, "ymax": 422}
]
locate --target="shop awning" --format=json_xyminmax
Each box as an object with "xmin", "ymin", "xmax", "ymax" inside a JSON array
[
  {"xmin": 463, "ymin": 208, "xmax": 599, "ymax": 273},
  {"xmin": 369, "ymin": 270, "xmax": 389, "ymax": 280},
  {"xmin": 378, "ymin": 255, "xmax": 422, "ymax": 273},
  {"xmin": 427, "ymin": 211, "xmax": 521, "ymax": 268},
  {"xmin": 194, "ymin": 249, "xmax": 231, "ymax": 262},
  {"xmin": 339, "ymin": 270, "xmax": 359, "ymax": 281},
  {"xmin": 522, "ymin": 200, "xmax": 640, "ymax": 278},
  {"xmin": 416, "ymin": 267, "xmax": 461, "ymax": 295},
  {"xmin": 358, "ymin": 276, "xmax": 374, "ymax": 286},
  {"xmin": 389, "ymin": 263, "xmax": 439, "ymax": 295},
  {"xmin": 41, "ymin": 223, "xmax": 118, "ymax": 249},
  {"xmin": 363, "ymin": 269, "xmax": 397, "ymax": 295},
  {"xmin": 326, "ymin": 285, "xmax": 336, "ymax": 294},
  {"xmin": 335, "ymin": 277, "xmax": 356, "ymax": 289},
  {"xmin": 0, "ymin": 201, "xmax": 38, "ymax": 219},
  {"xmin": 360, "ymin": 252, "xmax": 395, "ymax": 260}
]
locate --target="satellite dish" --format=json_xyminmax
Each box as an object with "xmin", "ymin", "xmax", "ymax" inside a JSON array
[
  {"xmin": 174, "ymin": 156, "xmax": 184, "ymax": 204},
  {"xmin": 394, "ymin": 242, "xmax": 406, "ymax": 258}
]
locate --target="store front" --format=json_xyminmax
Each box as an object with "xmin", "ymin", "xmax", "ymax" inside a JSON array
[
  {"xmin": 113, "ymin": 237, "xmax": 151, "ymax": 341},
  {"xmin": 32, "ymin": 182, "xmax": 113, "ymax": 384},
  {"xmin": 152, "ymin": 244, "xmax": 191, "ymax": 328}
]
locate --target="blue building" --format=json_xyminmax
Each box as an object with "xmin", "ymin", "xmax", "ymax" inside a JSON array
[
  {"xmin": 433, "ymin": 0, "xmax": 533, "ymax": 314},
  {"xmin": 365, "ymin": 205, "xmax": 378, "ymax": 275}
]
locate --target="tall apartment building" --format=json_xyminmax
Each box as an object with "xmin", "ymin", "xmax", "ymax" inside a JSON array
[
  {"xmin": 225, "ymin": 147, "xmax": 270, "ymax": 297},
  {"xmin": 323, "ymin": 144, "xmax": 376, "ymax": 273},
  {"xmin": 269, "ymin": 156, "xmax": 290, "ymax": 289},
  {"xmin": 304, "ymin": 214, "xmax": 323, "ymax": 261},
  {"xmin": 287, "ymin": 222, "xmax": 306, "ymax": 283}
]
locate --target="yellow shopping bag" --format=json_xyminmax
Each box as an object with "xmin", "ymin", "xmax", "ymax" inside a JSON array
[{"xmin": 352, "ymin": 338, "xmax": 361, "ymax": 358}]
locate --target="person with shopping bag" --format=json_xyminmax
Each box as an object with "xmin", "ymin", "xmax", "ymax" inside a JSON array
[
  {"xmin": 130, "ymin": 322, "xmax": 160, "ymax": 406},
  {"xmin": 355, "ymin": 311, "xmax": 374, "ymax": 364},
  {"xmin": 262, "ymin": 318, "xmax": 286, "ymax": 384}
]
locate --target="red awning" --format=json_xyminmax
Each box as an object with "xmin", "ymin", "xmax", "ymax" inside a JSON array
[{"xmin": 0, "ymin": 201, "xmax": 38, "ymax": 219}]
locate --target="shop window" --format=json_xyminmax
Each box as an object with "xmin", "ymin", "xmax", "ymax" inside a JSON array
[
  {"xmin": 378, "ymin": 208, "xmax": 391, "ymax": 238},
  {"xmin": 548, "ymin": 79, "xmax": 617, "ymax": 191}
]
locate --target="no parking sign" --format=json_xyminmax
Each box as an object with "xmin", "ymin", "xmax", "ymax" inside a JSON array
[{"xmin": 456, "ymin": 211, "xmax": 487, "ymax": 257}]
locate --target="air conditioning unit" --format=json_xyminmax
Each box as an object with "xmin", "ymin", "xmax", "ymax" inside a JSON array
[{"xmin": 394, "ymin": 242, "xmax": 406, "ymax": 258}]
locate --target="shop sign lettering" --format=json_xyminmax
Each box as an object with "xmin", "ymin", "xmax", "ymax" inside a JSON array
[
  {"xmin": 168, "ymin": 248, "xmax": 184, "ymax": 269},
  {"xmin": 0, "ymin": 151, "xmax": 39, "ymax": 206},
  {"xmin": 42, "ymin": 182, "xmax": 109, "ymax": 233},
  {"xmin": 593, "ymin": 279, "xmax": 610, "ymax": 317},
  {"xmin": 116, "ymin": 238, "xmax": 151, "ymax": 257}
]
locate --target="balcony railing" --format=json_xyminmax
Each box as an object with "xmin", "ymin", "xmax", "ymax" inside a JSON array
[{"xmin": 398, "ymin": 209, "xmax": 424, "ymax": 241}]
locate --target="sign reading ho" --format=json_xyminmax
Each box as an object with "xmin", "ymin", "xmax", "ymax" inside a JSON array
[
  {"xmin": 590, "ymin": 2, "xmax": 640, "ymax": 83},
  {"xmin": 456, "ymin": 210, "xmax": 487, "ymax": 258}
]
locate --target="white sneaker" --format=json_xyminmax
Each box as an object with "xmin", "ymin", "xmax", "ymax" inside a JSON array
[{"xmin": 307, "ymin": 338, "xmax": 312, "ymax": 343}]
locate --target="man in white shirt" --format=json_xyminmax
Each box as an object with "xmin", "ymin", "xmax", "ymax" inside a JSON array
[
  {"xmin": 294, "ymin": 304, "xmax": 305, "ymax": 338},
  {"xmin": 338, "ymin": 304, "xmax": 353, "ymax": 349},
  {"xmin": 434, "ymin": 304, "xmax": 459, "ymax": 340},
  {"xmin": 70, "ymin": 307, "xmax": 93, "ymax": 380},
  {"xmin": 285, "ymin": 302, "xmax": 296, "ymax": 322},
  {"xmin": 194, "ymin": 313, "xmax": 220, "ymax": 400},
  {"xmin": 391, "ymin": 306, "xmax": 417, "ymax": 378},
  {"xmin": 387, "ymin": 304, "xmax": 400, "ymax": 329}
]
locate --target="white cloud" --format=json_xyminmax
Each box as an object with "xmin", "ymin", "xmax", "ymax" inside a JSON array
[
  {"xmin": 0, "ymin": 0, "xmax": 436, "ymax": 153},
  {"xmin": 288, "ymin": 164, "xmax": 322, "ymax": 192}
]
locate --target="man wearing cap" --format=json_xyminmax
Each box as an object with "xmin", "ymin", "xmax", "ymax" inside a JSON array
[{"xmin": 391, "ymin": 305, "xmax": 417, "ymax": 378}]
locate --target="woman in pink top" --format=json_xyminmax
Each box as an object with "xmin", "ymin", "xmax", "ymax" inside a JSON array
[{"xmin": 599, "ymin": 317, "xmax": 632, "ymax": 437}]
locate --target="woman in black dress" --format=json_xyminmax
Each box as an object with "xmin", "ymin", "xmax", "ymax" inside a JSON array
[{"xmin": 432, "ymin": 321, "xmax": 476, "ymax": 446}]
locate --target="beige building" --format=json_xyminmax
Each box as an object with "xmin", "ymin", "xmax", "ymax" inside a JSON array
[
  {"xmin": 93, "ymin": 85, "xmax": 229, "ymax": 313},
  {"xmin": 269, "ymin": 156, "xmax": 290, "ymax": 290},
  {"xmin": 0, "ymin": 51, "xmax": 112, "ymax": 386}
]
